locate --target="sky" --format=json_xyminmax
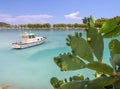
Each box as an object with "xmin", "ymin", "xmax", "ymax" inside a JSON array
[{"xmin": 0, "ymin": 0, "xmax": 120, "ymax": 24}]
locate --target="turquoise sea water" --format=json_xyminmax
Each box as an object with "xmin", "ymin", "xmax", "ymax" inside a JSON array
[{"xmin": 0, "ymin": 29, "xmax": 119, "ymax": 89}]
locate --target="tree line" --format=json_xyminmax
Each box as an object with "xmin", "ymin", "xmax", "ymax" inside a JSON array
[
  {"xmin": 0, "ymin": 16, "xmax": 120, "ymax": 29},
  {"xmin": 10, "ymin": 23, "xmax": 87, "ymax": 29}
]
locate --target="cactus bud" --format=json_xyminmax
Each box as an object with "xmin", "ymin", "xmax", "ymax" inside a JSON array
[
  {"xmin": 68, "ymin": 52, "xmax": 72, "ymax": 57},
  {"xmin": 66, "ymin": 38, "xmax": 69, "ymax": 41},
  {"xmin": 87, "ymin": 37, "xmax": 92, "ymax": 42},
  {"xmin": 66, "ymin": 42, "xmax": 70, "ymax": 46}
]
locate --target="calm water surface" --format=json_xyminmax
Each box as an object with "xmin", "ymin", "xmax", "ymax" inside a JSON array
[{"xmin": 0, "ymin": 29, "xmax": 117, "ymax": 89}]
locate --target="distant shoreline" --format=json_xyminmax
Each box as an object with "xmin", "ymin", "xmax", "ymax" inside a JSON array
[{"xmin": 0, "ymin": 27, "xmax": 86, "ymax": 30}]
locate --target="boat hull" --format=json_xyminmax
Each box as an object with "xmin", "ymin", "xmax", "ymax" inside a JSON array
[{"xmin": 12, "ymin": 40, "xmax": 45, "ymax": 49}]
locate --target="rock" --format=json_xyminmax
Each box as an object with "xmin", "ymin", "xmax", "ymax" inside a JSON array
[{"xmin": 0, "ymin": 84, "xmax": 12, "ymax": 89}]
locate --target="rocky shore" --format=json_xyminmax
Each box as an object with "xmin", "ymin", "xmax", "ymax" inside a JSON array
[{"xmin": 0, "ymin": 84, "xmax": 18, "ymax": 89}]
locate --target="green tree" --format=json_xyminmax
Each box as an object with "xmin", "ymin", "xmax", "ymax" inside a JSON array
[
  {"xmin": 114, "ymin": 16, "xmax": 120, "ymax": 25},
  {"xmin": 53, "ymin": 24, "xmax": 67, "ymax": 29},
  {"xmin": 27, "ymin": 24, "xmax": 33, "ymax": 29},
  {"xmin": 95, "ymin": 18, "xmax": 107, "ymax": 28},
  {"xmin": 82, "ymin": 17, "xmax": 89, "ymax": 24},
  {"xmin": 67, "ymin": 24, "xmax": 74, "ymax": 28}
]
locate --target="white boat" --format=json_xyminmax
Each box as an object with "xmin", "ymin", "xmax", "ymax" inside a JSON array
[{"xmin": 12, "ymin": 32, "xmax": 47, "ymax": 49}]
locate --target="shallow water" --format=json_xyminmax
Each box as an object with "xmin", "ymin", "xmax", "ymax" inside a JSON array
[{"xmin": 0, "ymin": 29, "xmax": 118, "ymax": 89}]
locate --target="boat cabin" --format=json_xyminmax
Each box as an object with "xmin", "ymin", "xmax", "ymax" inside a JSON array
[{"xmin": 21, "ymin": 33, "xmax": 37, "ymax": 43}]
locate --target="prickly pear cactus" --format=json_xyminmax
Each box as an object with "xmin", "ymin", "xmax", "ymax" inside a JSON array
[
  {"xmin": 51, "ymin": 16, "xmax": 120, "ymax": 89},
  {"xmin": 114, "ymin": 79, "xmax": 120, "ymax": 89},
  {"xmin": 103, "ymin": 25, "xmax": 120, "ymax": 38},
  {"xmin": 86, "ymin": 61, "xmax": 114, "ymax": 75},
  {"xmin": 86, "ymin": 27, "xmax": 103, "ymax": 62},
  {"xmin": 72, "ymin": 74, "xmax": 84, "ymax": 81},
  {"xmin": 66, "ymin": 32, "xmax": 94, "ymax": 62},
  {"xmin": 61, "ymin": 81, "xmax": 89, "ymax": 89},
  {"xmin": 109, "ymin": 39, "xmax": 120, "ymax": 68},
  {"xmin": 54, "ymin": 52, "xmax": 85, "ymax": 71},
  {"xmin": 85, "ymin": 76, "xmax": 114, "ymax": 89},
  {"xmin": 88, "ymin": 15, "xmax": 95, "ymax": 28},
  {"xmin": 100, "ymin": 19, "xmax": 117, "ymax": 34},
  {"xmin": 50, "ymin": 77, "xmax": 64, "ymax": 89},
  {"xmin": 99, "ymin": 18, "xmax": 120, "ymax": 38},
  {"xmin": 109, "ymin": 39, "xmax": 120, "ymax": 54}
]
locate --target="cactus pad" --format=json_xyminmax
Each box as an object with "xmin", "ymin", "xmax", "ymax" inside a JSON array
[{"xmin": 54, "ymin": 52, "xmax": 86, "ymax": 71}]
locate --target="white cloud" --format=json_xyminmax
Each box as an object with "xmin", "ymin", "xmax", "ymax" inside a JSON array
[
  {"xmin": 0, "ymin": 14, "xmax": 53, "ymax": 24},
  {"xmin": 64, "ymin": 11, "xmax": 81, "ymax": 20},
  {"xmin": 0, "ymin": 14, "xmax": 11, "ymax": 17},
  {"xmin": 17, "ymin": 15, "xmax": 52, "ymax": 19}
]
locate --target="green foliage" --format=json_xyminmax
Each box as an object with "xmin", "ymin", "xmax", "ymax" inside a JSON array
[
  {"xmin": 103, "ymin": 26, "xmax": 120, "ymax": 38},
  {"xmin": 62, "ymin": 81, "xmax": 89, "ymax": 89},
  {"xmin": 110, "ymin": 54, "xmax": 120, "ymax": 68},
  {"xmin": 88, "ymin": 15, "xmax": 95, "ymax": 28},
  {"xmin": 109, "ymin": 39, "xmax": 120, "ymax": 54},
  {"xmin": 50, "ymin": 77, "xmax": 64, "ymax": 89},
  {"xmin": 85, "ymin": 76, "xmax": 114, "ymax": 89},
  {"xmin": 54, "ymin": 53, "xmax": 85, "ymax": 71},
  {"xmin": 50, "ymin": 77, "xmax": 59, "ymax": 88},
  {"xmin": 114, "ymin": 78, "xmax": 120, "ymax": 89},
  {"xmin": 72, "ymin": 74, "xmax": 84, "ymax": 81},
  {"xmin": 86, "ymin": 61, "xmax": 114, "ymax": 75},
  {"xmin": 66, "ymin": 33, "xmax": 94, "ymax": 62},
  {"xmin": 100, "ymin": 19, "xmax": 117, "ymax": 33},
  {"xmin": 114, "ymin": 16, "xmax": 120, "ymax": 25},
  {"xmin": 95, "ymin": 17, "xmax": 107, "ymax": 28},
  {"xmin": 51, "ymin": 75, "xmax": 114, "ymax": 89},
  {"xmin": 99, "ymin": 19, "xmax": 120, "ymax": 38},
  {"xmin": 50, "ymin": 16, "xmax": 120, "ymax": 89},
  {"xmin": 86, "ymin": 27, "xmax": 104, "ymax": 62},
  {"xmin": 53, "ymin": 24, "xmax": 67, "ymax": 29},
  {"xmin": 82, "ymin": 17, "xmax": 89, "ymax": 24},
  {"xmin": 27, "ymin": 23, "xmax": 51, "ymax": 29},
  {"xmin": 109, "ymin": 39, "xmax": 120, "ymax": 68}
]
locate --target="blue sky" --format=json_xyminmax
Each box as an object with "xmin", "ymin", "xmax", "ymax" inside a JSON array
[{"xmin": 0, "ymin": 0, "xmax": 120, "ymax": 24}]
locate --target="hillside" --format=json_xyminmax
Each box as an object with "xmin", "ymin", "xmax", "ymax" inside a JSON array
[{"xmin": 0, "ymin": 22, "xmax": 10, "ymax": 27}]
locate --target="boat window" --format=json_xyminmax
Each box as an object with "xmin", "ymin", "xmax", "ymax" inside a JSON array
[
  {"xmin": 29, "ymin": 35, "xmax": 35, "ymax": 38},
  {"xmin": 32, "ymin": 35, "xmax": 35, "ymax": 38},
  {"xmin": 29, "ymin": 35, "xmax": 32, "ymax": 39}
]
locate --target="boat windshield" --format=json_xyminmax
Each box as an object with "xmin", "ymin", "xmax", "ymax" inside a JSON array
[{"xmin": 29, "ymin": 35, "xmax": 35, "ymax": 38}]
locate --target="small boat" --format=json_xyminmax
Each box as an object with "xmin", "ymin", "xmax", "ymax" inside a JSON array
[{"xmin": 12, "ymin": 32, "xmax": 47, "ymax": 49}]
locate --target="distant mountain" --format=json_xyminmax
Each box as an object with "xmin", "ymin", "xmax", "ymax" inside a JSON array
[{"xmin": 0, "ymin": 22, "xmax": 11, "ymax": 27}]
